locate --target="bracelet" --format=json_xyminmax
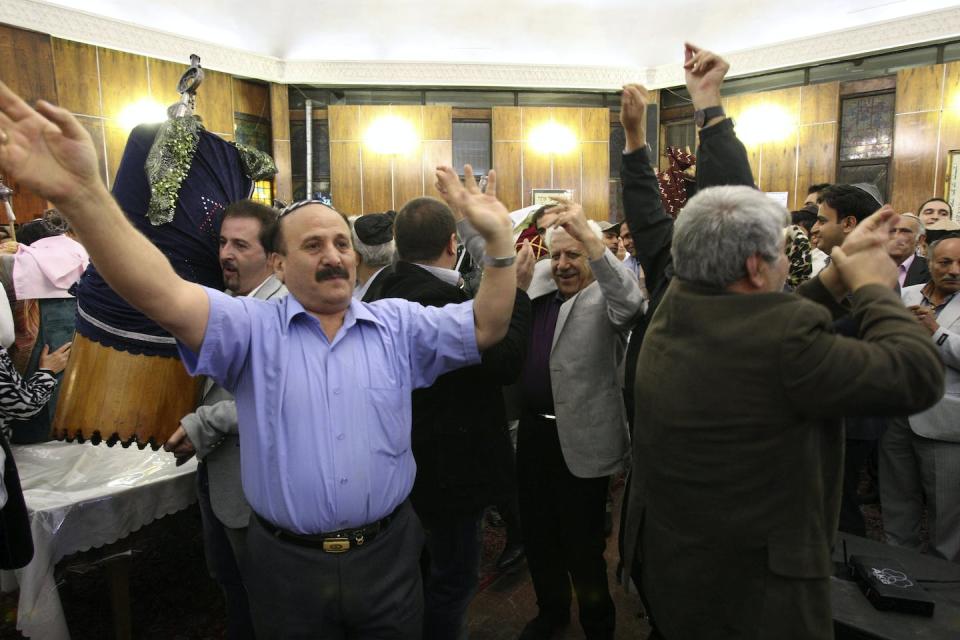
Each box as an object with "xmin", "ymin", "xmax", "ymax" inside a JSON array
[{"xmin": 481, "ymin": 254, "xmax": 516, "ymax": 268}]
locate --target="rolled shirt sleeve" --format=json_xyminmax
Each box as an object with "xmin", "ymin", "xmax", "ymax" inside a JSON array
[{"xmin": 176, "ymin": 287, "xmax": 253, "ymax": 393}]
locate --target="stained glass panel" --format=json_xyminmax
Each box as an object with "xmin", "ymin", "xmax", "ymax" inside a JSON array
[{"xmin": 839, "ymin": 94, "xmax": 895, "ymax": 161}]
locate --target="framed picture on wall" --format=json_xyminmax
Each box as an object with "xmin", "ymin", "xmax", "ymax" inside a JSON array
[
  {"xmin": 531, "ymin": 189, "xmax": 574, "ymax": 207},
  {"xmin": 948, "ymin": 150, "xmax": 960, "ymax": 221}
]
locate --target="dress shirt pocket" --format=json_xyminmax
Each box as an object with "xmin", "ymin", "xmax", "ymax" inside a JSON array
[{"xmin": 364, "ymin": 386, "xmax": 411, "ymax": 457}]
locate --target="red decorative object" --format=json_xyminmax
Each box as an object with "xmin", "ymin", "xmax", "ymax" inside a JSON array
[{"xmin": 657, "ymin": 147, "xmax": 697, "ymax": 217}]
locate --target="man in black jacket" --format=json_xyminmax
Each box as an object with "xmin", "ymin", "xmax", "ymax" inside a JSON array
[{"xmin": 369, "ymin": 196, "xmax": 530, "ymax": 640}]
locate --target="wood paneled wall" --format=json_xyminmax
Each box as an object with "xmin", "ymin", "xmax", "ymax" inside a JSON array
[
  {"xmin": 890, "ymin": 62, "xmax": 960, "ymax": 214},
  {"xmin": 327, "ymin": 105, "xmax": 453, "ymax": 215},
  {"xmin": 0, "ymin": 22, "xmax": 289, "ymax": 220},
  {"xmin": 721, "ymin": 83, "xmax": 839, "ymax": 210},
  {"xmin": 492, "ymin": 107, "xmax": 610, "ymax": 221}
]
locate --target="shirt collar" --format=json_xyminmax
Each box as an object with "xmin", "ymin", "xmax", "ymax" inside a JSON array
[
  {"xmin": 413, "ymin": 262, "xmax": 461, "ymax": 287},
  {"xmin": 353, "ymin": 265, "xmax": 388, "ymax": 299},
  {"xmin": 245, "ymin": 275, "xmax": 275, "ymax": 299},
  {"xmin": 282, "ymin": 293, "xmax": 386, "ymax": 331},
  {"xmin": 899, "ymin": 253, "xmax": 916, "ymax": 273}
]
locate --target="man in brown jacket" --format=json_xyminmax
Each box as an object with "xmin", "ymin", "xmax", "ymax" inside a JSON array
[{"xmin": 625, "ymin": 185, "xmax": 944, "ymax": 639}]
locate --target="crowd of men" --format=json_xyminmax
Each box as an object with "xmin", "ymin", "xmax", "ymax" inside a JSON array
[{"xmin": 0, "ymin": 39, "xmax": 955, "ymax": 640}]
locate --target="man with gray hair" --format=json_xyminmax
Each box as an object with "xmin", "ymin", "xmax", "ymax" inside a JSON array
[
  {"xmin": 627, "ymin": 185, "xmax": 943, "ymax": 639},
  {"xmin": 887, "ymin": 212, "xmax": 929, "ymax": 288},
  {"xmin": 351, "ymin": 210, "xmax": 396, "ymax": 302}
]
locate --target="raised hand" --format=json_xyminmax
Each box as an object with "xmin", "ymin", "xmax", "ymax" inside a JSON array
[
  {"xmin": 839, "ymin": 205, "xmax": 898, "ymax": 255},
  {"xmin": 620, "ymin": 84, "xmax": 650, "ymax": 153},
  {"xmin": 684, "ymin": 42, "xmax": 729, "ymax": 110},
  {"xmin": 435, "ymin": 164, "xmax": 513, "ymax": 252},
  {"xmin": 516, "ymin": 240, "xmax": 535, "ymax": 291},
  {"xmin": 539, "ymin": 198, "xmax": 605, "ymax": 260},
  {"xmin": 0, "ymin": 81, "xmax": 102, "ymax": 207}
]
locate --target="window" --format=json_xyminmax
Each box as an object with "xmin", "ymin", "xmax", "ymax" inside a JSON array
[
  {"xmin": 453, "ymin": 121, "xmax": 491, "ymax": 176},
  {"xmin": 251, "ymin": 180, "xmax": 273, "ymax": 206},
  {"xmin": 290, "ymin": 120, "xmax": 331, "ymax": 201},
  {"xmin": 837, "ymin": 92, "xmax": 895, "ymax": 200}
]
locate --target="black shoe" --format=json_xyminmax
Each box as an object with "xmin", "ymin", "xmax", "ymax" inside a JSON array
[
  {"xmin": 518, "ymin": 613, "xmax": 569, "ymax": 640},
  {"xmin": 496, "ymin": 541, "xmax": 525, "ymax": 571}
]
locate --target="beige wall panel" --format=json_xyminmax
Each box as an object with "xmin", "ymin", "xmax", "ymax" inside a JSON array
[
  {"xmin": 553, "ymin": 145, "xmax": 581, "ymax": 196},
  {"xmin": 896, "ymin": 64, "xmax": 944, "ymax": 114},
  {"xmin": 796, "ymin": 123, "xmax": 838, "ymax": 209},
  {"xmin": 329, "ymin": 105, "xmax": 361, "ymax": 142},
  {"xmin": 361, "ymin": 148, "xmax": 393, "ymax": 214},
  {"xmin": 329, "ymin": 141, "xmax": 362, "ymax": 215},
  {"xmin": 800, "ymin": 82, "xmax": 839, "ymax": 125},
  {"xmin": 0, "ymin": 25, "xmax": 57, "ymax": 105},
  {"xmin": 272, "ymin": 139, "xmax": 292, "ymax": 203},
  {"xmin": 270, "ymin": 83, "xmax": 290, "ymax": 140},
  {"xmin": 52, "ymin": 38, "xmax": 100, "ymax": 116},
  {"xmin": 552, "ymin": 107, "xmax": 582, "ymax": 142},
  {"xmin": 891, "ymin": 111, "xmax": 941, "ymax": 214},
  {"xmin": 233, "ymin": 79, "xmax": 270, "ymax": 118},
  {"xmin": 582, "ymin": 108, "xmax": 609, "ymax": 142},
  {"xmin": 104, "ymin": 124, "xmax": 131, "ymax": 188},
  {"xmin": 423, "ymin": 105, "xmax": 452, "ymax": 140},
  {"xmin": 393, "ymin": 144, "xmax": 425, "ymax": 211},
  {"xmin": 98, "ymin": 48, "xmax": 148, "ymax": 122},
  {"xmin": 147, "ymin": 58, "xmax": 185, "ymax": 111},
  {"xmin": 389, "ymin": 105, "xmax": 423, "ymax": 140},
  {"xmin": 936, "ymin": 61, "xmax": 960, "ymax": 194},
  {"xmin": 77, "ymin": 116, "xmax": 108, "ymax": 187},
  {"xmin": 493, "ymin": 107, "xmax": 521, "ymax": 141},
  {"xmin": 492, "ymin": 142, "xmax": 523, "ymax": 213},
  {"xmin": 423, "ymin": 141, "xmax": 453, "ymax": 200},
  {"xmin": 759, "ymin": 131, "xmax": 798, "ymax": 201},
  {"xmin": 194, "ymin": 69, "xmax": 234, "ymax": 136},
  {"xmin": 581, "ymin": 142, "xmax": 610, "ymax": 221}
]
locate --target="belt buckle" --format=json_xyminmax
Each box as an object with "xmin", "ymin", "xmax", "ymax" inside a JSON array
[{"xmin": 322, "ymin": 536, "xmax": 351, "ymax": 553}]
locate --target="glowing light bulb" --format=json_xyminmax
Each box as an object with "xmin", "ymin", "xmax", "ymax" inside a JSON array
[
  {"xmin": 364, "ymin": 115, "xmax": 418, "ymax": 155},
  {"xmin": 117, "ymin": 98, "xmax": 168, "ymax": 131},
  {"xmin": 528, "ymin": 121, "xmax": 577, "ymax": 155},
  {"xmin": 735, "ymin": 104, "xmax": 796, "ymax": 146}
]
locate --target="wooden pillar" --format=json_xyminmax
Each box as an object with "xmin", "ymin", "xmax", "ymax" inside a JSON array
[{"xmin": 270, "ymin": 83, "xmax": 292, "ymax": 203}]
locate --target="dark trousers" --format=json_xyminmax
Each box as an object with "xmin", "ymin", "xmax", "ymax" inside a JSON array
[
  {"xmin": 517, "ymin": 413, "xmax": 615, "ymax": 639},
  {"xmin": 420, "ymin": 510, "xmax": 483, "ymax": 640},
  {"xmin": 839, "ymin": 439, "xmax": 876, "ymax": 537},
  {"xmin": 197, "ymin": 463, "xmax": 254, "ymax": 640},
  {"xmin": 244, "ymin": 500, "xmax": 424, "ymax": 639}
]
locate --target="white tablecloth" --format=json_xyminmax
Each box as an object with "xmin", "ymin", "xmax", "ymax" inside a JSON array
[{"xmin": 0, "ymin": 441, "xmax": 197, "ymax": 640}]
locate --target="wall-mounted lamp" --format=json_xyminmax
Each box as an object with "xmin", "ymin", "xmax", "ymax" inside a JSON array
[
  {"xmin": 364, "ymin": 115, "xmax": 418, "ymax": 155},
  {"xmin": 735, "ymin": 104, "xmax": 796, "ymax": 146},
  {"xmin": 118, "ymin": 98, "xmax": 168, "ymax": 131},
  {"xmin": 528, "ymin": 120, "xmax": 578, "ymax": 155}
]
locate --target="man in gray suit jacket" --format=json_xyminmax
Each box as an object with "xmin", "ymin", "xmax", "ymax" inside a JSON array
[
  {"xmin": 883, "ymin": 235, "xmax": 960, "ymax": 562},
  {"xmin": 166, "ymin": 200, "xmax": 286, "ymax": 640}
]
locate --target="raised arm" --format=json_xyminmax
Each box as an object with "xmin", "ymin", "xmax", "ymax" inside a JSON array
[
  {"xmin": 684, "ymin": 43, "xmax": 755, "ymax": 190},
  {"xmin": 0, "ymin": 82, "xmax": 208, "ymax": 352},
  {"xmin": 435, "ymin": 165, "xmax": 517, "ymax": 351}
]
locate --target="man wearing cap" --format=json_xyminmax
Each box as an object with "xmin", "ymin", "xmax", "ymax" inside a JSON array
[
  {"xmin": 0, "ymin": 81, "xmax": 521, "ymax": 638},
  {"xmin": 352, "ymin": 210, "xmax": 396, "ymax": 302},
  {"xmin": 597, "ymin": 221, "xmax": 623, "ymax": 258}
]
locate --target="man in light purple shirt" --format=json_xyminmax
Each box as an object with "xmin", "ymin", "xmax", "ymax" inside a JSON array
[
  {"xmin": 887, "ymin": 213, "xmax": 929, "ymax": 289},
  {"xmin": 0, "ymin": 82, "xmax": 520, "ymax": 639}
]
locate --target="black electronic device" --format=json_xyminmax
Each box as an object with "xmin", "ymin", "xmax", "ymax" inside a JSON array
[{"xmin": 849, "ymin": 554, "xmax": 936, "ymax": 617}]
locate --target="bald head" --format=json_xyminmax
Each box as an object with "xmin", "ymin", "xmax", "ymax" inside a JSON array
[{"xmin": 272, "ymin": 203, "xmax": 351, "ymax": 255}]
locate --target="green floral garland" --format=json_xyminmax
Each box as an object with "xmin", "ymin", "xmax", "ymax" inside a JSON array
[
  {"xmin": 145, "ymin": 116, "xmax": 201, "ymax": 226},
  {"xmin": 232, "ymin": 142, "xmax": 278, "ymax": 180}
]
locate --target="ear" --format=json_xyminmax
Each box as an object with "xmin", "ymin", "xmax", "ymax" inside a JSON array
[
  {"xmin": 447, "ymin": 233, "xmax": 458, "ymax": 256},
  {"xmin": 744, "ymin": 253, "xmax": 766, "ymax": 290},
  {"xmin": 273, "ymin": 252, "xmax": 286, "ymax": 283},
  {"xmin": 841, "ymin": 215, "xmax": 858, "ymax": 233},
  {"xmin": 354, "ymin": 250, "xmax": 364, "ymax": 268}
]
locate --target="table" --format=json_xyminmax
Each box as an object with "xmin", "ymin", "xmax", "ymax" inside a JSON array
[
  {"xmin": 0, "ymin": 441, "xmax": 197, "ymax": 640},
  {"xmin": 832, "ymin": 533, "xmax": 960, "ymax": 639}
]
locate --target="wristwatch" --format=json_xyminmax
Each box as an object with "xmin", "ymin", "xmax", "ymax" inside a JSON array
[
  {"xmin": 695, "ymin": 105, "xmax": 726, "ymax": 128},
  {"xmin": 482, "ymin": 254, "xmax": 516, "ymax": 268}
]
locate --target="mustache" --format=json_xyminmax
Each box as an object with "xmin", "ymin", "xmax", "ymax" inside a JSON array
[{"xmin": 315, "ymin": 266, "xmax": 350, "ymax": 282}]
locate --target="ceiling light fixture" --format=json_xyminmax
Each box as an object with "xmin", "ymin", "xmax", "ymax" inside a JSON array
[
  {"xmin": 528, "ymin": 121, "xmax": 577, "ymax": 155},
  {"xmin": 364, "ymin": 115, "xmax": 418, "ymax": 155}
]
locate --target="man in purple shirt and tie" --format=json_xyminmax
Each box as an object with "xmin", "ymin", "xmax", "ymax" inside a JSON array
[{"xmin": 0, "ymin": 81, "xmax": 519, "ymax": 638}]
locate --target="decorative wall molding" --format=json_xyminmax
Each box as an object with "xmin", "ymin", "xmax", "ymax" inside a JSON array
[{"xmin": 4, "ymin": 0, "xmax": 960, "ymax": 90}]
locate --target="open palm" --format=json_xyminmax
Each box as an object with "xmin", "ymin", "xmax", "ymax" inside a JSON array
[
  {"xmin": 435, "ymin": 164, "xmax": 512, "ymax": 238},
  {"xmin": 0, "ymin": 81, "xmax": 100, "ymax": 205}
]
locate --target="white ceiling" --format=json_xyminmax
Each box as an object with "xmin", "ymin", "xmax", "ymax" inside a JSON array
[{"xmin": 5, "ymin": 0, "xmax": 960, "ymax": 88}]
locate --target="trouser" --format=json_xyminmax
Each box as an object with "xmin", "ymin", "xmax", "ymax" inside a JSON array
[
  {"xmin": 245, "ymin": 500, "xmax": 425, "ymax": 639},
  {"xmin": 517, "ymin": 413, "xmax": 615, "ymax": 639},
  {"xmin": 880, "ymin": 417, "xmax": 960, "ymax": 562},
  {"xmin": 420, "ymin": 510, "xmax": 483, "ymax": 640},
  {"xmin": 197, "ymin": 462, "xmax": 254, "ymax": 640},
  {"xmin": 838, "ymin": 438, "xmax": 876, "ymax": 537}
]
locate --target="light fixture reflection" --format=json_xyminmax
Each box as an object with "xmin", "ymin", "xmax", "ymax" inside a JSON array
[
  {"xmin": 735, "ymin": 104, "xmax": 796, "ymax": 146},
  {"xmin": 364, "ymin": 115, "xmax": 418, "ymax": 155},
  {"xmin": 528, "ymin": 121, "xmax": 577, "ymax": 155},
  {"xmin": 117, "ymin": 98, "xmax": 168, "ymax": 131}
]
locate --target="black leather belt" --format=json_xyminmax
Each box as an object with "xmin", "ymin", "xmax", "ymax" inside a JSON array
[{"xmin": 256, "ymin": 503, "xmax": 401, "ymax": 553}]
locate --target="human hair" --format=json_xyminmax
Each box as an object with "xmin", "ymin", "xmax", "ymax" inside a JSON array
[
  {"xmin": 899, "ymin": 213, "xmax": 926, "ymax": 238},
  {"xmin": 532, "ymin": 205, "xmax": 552, "ymax": 229},
  {"xmin": 807, "ymin": 183, "xmax": 832, "ymax": 196},
  {"xmin": 817, "ymin": 184, "xmax": 880, "ymax": 224},
  {"xmin": 919, "ymin": 197, "xmax": 952, "ymax": 216},
  {"xmin": 672, "ymin": 186, "xmax": 789, "ymax": 288},
  {"xmin": 544, "ymin": 220, "xmax": 604, "ymax": 248},
  {"xmin": 351, "ymin": 226, "xmax": 395, "ymax": 267},
  {"xmin": 928, "ymin": 234, "xmax": 960, "ymax": 260},
  {"xmin": 394, "ymin": 197, "xmax": 457, "ymax": 262},
  {"xmin": 790, "ymin": 207, "xmax": 817, "ymax": 234},
  {"xmin": 222, "ymin": 199, "xmax": 279, "ymax": 253},
  {"xmin": 269, "ymin": 201, "xmax": 350, "ymax": 255}
]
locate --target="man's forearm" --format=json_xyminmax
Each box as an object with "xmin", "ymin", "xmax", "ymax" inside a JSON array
[
  {"xmin": 473, "ymin": 233, "xmax": 517, "ymax": 351},
  {"xmin": 54, "ymin": 183, "xmax": 208, "ymax": 350}
]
